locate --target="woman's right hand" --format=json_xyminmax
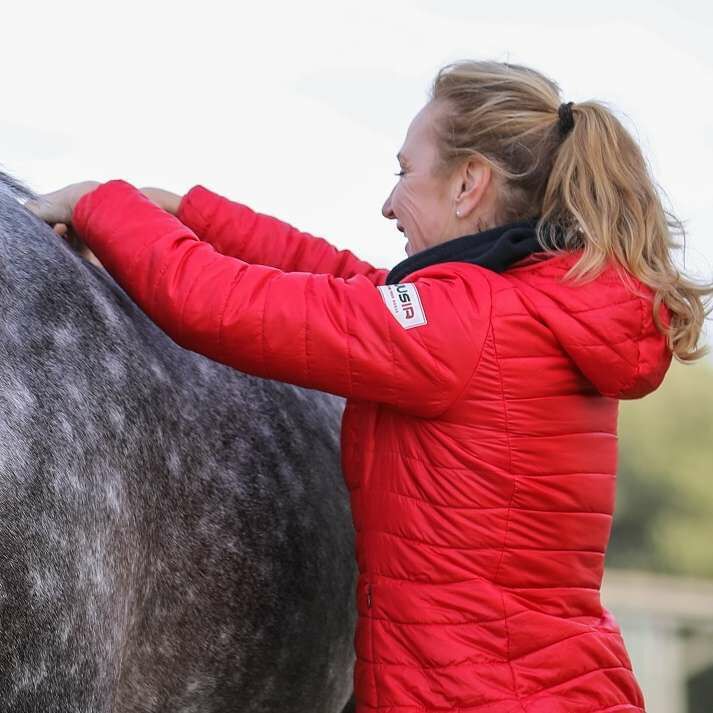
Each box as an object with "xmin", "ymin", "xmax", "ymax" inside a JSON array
[
  {"xmin": 60, "ymin": 187, "xmax": 182, "ymax": 269},
  {"xmin": 139, "ymin": 187, "xmax": 182, "ymax": 215}
]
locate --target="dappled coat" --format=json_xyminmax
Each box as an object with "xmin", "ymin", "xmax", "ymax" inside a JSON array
[{"xmin": 73, "ymin": 181, "xmax": 672, "ymax": 712}]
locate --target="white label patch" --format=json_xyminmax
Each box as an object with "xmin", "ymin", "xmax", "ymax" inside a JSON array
[{"xmin": 377, "ymin": 283, "xmax": 428, "ymax": 330}]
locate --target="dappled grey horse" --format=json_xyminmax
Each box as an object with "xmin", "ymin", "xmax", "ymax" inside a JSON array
[{"xmin": 0, "ymin": 170, "xmax": 357, "ymax": 713}]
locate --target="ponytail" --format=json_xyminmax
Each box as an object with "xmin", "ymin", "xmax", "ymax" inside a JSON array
[
  {"xmin": 540, "ymin": 101, "xmax": 712, "ymax": 361},
  {"xmin": 431, "ymin": 60, "xmax": 713, "ymax": 361}
]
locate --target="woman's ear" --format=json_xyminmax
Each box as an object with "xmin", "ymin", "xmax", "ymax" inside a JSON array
[{"xmin": 454, "ymin": 157, "xmax": 492, "ymax": 219}]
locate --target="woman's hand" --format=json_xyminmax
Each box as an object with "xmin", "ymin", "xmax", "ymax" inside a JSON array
[
  {"xmin": 23, "ymin": 180, "xmax": 101, "ymax": 226},
  {"xmin": 139, "ymin": 186, "xmax": 181, "ymax": 215},
  {"xmin": 23, "ymin": 181, "xmax": 101, "ymax": 267},
  {"xmin": 23, "ymin": 181, "xmax": 180, "ymax": 268},
  {"xmin": 51, "ymin": 222, "xmax": 103, "ymax": 268}
]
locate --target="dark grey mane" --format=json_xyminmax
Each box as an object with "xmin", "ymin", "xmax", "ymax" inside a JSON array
[
  {"xmin": 0, "ymin": 169, "xmax": 34, "ymax": 200},
  {"xmin": 0, "ymin": 168, "xmax": 356, "ymax": 713}
]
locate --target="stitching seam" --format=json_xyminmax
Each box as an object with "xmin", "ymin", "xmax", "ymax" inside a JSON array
[{"xmin": 432, "ymin": 275, "xmax": 494, "ymax": 419}]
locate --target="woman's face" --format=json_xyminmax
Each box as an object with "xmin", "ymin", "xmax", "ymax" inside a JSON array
[
  {"xmin": 382, "ymin": 101, "xmax": 460, "ymax": 257},
  {"xmin": 382, "ymin": 100, "xmax": 498, "ymax": 257}
]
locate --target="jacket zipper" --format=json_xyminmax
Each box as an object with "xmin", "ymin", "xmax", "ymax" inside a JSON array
[{"xmin": 367, "ymin": 583, "xmax": 372, "ymax": 608}]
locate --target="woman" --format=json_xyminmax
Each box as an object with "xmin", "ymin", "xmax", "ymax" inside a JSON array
[{"xmin": 26, "ymin": 60, "xmax": 711, "ymax": 712}]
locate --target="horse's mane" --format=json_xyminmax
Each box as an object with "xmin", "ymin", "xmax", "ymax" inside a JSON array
[
  {"xmin": 0, "ymin": 169, "xmax": 105, "ymax": 266},
  {"xmin": 0, "ymin": 169, "xmax": 34, "ymax": 201}
]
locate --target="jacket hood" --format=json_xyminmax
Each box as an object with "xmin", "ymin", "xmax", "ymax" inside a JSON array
[
  {"xmin": 509, "ymin": 252, "xmax": 673, "ymax": 399},
  {"xmin": 388, "ymin": 218, "xmax": 673, "ymax": 399}
]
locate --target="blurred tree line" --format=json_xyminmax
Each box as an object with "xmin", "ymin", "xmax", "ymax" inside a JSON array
[{"xmin": 608, "ymin": 357, "xmax": 713, "ymax": 578}]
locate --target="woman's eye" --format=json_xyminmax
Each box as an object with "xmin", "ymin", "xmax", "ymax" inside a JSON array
[{"xmin": 394, "ymin": 171, "xmax": 405, "ymax": 177}]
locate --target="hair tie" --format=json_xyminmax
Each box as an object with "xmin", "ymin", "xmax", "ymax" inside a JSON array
[{"xmin": 558, "ymin": 101, "xmax": 575, "ymax": 137}]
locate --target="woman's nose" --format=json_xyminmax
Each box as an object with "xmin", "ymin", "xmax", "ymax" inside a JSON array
[{"xmin": 382, "ymin": 189, "xmax": 395, "ymax": 219}]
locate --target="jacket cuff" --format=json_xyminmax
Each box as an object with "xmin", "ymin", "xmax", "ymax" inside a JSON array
[
  {"xmin": 176, "ymin": 184, "xmax": 224, "ymax": 237},
  {"xmin": 73, "ymin": 179, "xmax": 136, "ymax": 236}
]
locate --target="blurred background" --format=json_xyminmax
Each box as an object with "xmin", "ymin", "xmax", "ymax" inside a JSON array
[{"xmin": 3, "ymin": 1, "xmax": 712, "ymax": 710}]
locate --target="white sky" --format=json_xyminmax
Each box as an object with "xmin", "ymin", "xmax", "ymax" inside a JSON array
[{"xmin": 3, "ymin": 0, "xmax": 712, "ymax": 343}]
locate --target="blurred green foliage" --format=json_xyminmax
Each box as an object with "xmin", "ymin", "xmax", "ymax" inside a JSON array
[{"xmin": 608, "ymin": 357, "xmax": 713, "ymax": 577}]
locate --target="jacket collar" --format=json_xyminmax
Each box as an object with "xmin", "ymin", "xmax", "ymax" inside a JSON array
[{"xmin": 385, "ymin": 217, "xmax": 561, "ymax": 284}]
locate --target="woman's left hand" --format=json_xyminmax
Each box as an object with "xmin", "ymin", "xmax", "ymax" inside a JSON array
[{"xmin": 24, "ymin": 180, "xmax": 101, "ymax": 227}]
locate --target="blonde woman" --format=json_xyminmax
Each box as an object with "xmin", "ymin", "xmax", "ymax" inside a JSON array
[{"xmin": 27, "ymin": 60, "xmax": 712, "ymax": 712}]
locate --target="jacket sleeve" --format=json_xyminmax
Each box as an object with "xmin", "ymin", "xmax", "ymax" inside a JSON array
[
  {"xmin": 73, "ymin": 180, "xmax": 492, "ymax": 418},
  {"xmin": 176, "ymin": 185, "xmax": 388, "ymax": 286}
]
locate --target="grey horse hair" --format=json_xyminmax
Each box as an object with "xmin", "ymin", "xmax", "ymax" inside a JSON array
[
  {"xmin": 0, "ymin": 169, "xmax": 34, "ymax": 200},
  {"xmin": 0, "ymin": 168, "xmax": 357, "ymax": 713}
]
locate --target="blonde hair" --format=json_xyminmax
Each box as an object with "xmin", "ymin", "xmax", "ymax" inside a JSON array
[{"xmin": 429, "ymin": 59, "xmax": 713, "ymax": 362}]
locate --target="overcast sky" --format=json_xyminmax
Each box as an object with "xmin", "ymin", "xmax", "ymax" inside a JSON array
[{"xmin": 3, "ymin": 0, "xmax": 712, "ymax": 346}]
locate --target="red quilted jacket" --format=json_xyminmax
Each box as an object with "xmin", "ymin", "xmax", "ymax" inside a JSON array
[{"xmin": 73, "ymin": 180, "xmax": 672, "ymax": 713}]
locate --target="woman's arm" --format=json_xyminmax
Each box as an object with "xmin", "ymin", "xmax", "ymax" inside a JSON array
[
  {"xmin": 71, "ymin": 180, "xmax": 491, "ymax": 418},
  {"xmin": 175, "ymin": 185, "xmax": 388, "ymax": 286},
  {"xmin": 129, "ymin": 185, "xmax": 386, "ymax": 284}
]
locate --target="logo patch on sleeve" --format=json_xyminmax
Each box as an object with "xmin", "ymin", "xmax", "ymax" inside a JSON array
[{"xmin": 377, "ymin": 283, "xmax": 428, "ymax": 330}]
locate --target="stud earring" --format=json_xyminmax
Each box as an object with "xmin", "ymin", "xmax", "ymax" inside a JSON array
[{"xmin": 455, "ymin": 209, "xmax": 461, "ymax": 218}]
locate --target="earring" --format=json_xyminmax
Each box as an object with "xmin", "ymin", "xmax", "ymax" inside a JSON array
[{"xmin": 455, "ymin": 209, "xmax": 461, "ymax": 218}]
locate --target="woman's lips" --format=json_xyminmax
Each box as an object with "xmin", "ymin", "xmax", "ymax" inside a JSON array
[{"xmin": 396, "ymin": 224, "xmax": 409, "ymax": 252}]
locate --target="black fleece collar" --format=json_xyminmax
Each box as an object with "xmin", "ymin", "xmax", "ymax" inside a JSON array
[{"xmin": 385, "ymin": 217, "xmax": 556, "ymax": 285}]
